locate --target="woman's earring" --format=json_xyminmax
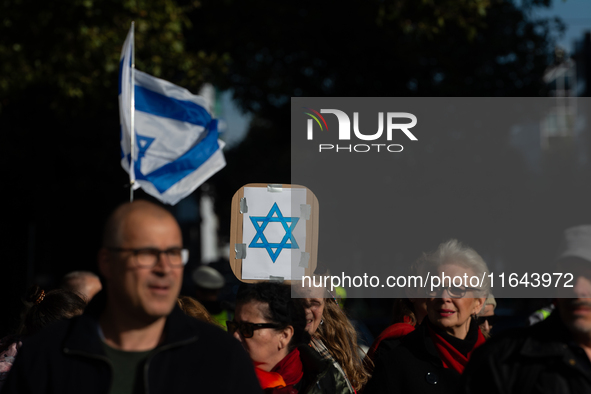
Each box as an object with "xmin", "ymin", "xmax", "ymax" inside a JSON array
[{"xmin": 320, "ymin": 319, "xmax": 324, "ymax": 325}]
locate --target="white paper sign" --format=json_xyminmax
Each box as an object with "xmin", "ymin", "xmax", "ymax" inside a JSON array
[{"xmin": 242, "ymin": 187, "xmax": 307, "ymax": 280}]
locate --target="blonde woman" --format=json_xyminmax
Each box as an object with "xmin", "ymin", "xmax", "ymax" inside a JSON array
[
  {"xmin": 177, "ymin": 296, "xmax": 220, "ymax": 327},
  {"xmin": 364, "ymin": 240, "xmax": 490, "ymax": 394},
  {"xmin": 301, "ymin": 288, "xmax": 371, "ymax": 392}
]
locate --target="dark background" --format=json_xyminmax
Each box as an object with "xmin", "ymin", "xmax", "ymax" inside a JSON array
[{"xmin": 1, "ymin": 0, "xmax": 590, "ymax": 338}]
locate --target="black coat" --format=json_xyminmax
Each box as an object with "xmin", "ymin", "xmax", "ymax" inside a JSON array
[
  {"xmin": 268, "ymin": 346, "xmax": 353, "ymax": 394},
  {"xmin": 1, "ymin": 292, "xmax": 262, "ymax": 394},
  {"xmin": 461, "ymin": 312, "xmax": 591, "ymax": 394},
  {"xmin": 362, "ymin": 320, "xmax": 463, "ymax": 394}
]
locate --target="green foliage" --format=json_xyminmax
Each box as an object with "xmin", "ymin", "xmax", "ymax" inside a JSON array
[
  {"xmin": 0, "ymin": 0, "xmax": 215, "ymax": 116},
  {"xmin": 0, "ymin": 0, "xmax": 220, "ymax": 288},
  {"xmin": 375, "ymin": 0, "xmax": 492, "ymax": 40},
  {"xmin": 190, "ymin": 0, "xmax": 558, "ymax": 119}
]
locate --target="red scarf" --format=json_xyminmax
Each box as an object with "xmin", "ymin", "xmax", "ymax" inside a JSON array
[
  {"xmin": 427, "ymin": 324, "xmax": 486, "ymax": 374},
  {"xmin": 367, "ymin": 316, "xmax": 415, "ymax": 360},
  {"xmin": 255, "ymin": 348, "xmax": 304, "ymax": 390}
]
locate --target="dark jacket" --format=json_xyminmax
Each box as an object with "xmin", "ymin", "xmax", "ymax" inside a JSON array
[
  {"xmin": 299, "ymin": 345, "xmax": 353, "ymax": 394},
  {"xmin": 363, "ymin": 320, "xmax": 467, "ymax": 394},
  {"xmin": 461, "ymin": 312, "xmax": 591, "ymax": 394},
  {"xmin": 269, "ymin": 345, "xmax": 353, "ymax": 394},
  {"xmin": 1, "ymin": 292, "xmax": 262, "ymax": 394}
]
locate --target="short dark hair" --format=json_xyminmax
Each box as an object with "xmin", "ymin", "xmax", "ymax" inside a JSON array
[
  {"xmin": 20, "ymin": 285, "xmax": 86, "ymax": 336},
  {"xmin": 236, "ymin": 282, "xmax": 310, "ymax": 351}
]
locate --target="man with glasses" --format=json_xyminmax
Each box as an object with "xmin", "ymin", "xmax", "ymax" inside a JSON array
[
  {"xmin": 462, "ymin": 225, "xmax": 591, "ymax": 394},
  {"xmin": 3, "ymin": 200, "xmax": 261, "ymax": 394}
]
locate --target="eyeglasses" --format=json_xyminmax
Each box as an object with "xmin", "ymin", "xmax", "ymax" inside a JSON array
[
  {"xmin": 477, "ymin": 315, "xmax": 497, "ymax": 326},
  {"xmin": 107, "ymin": 247, "xmax": 189, "ymax": 268},
  {"xmin": 226, "ymin": 320, "xmax": 281, "ymax": 338},
  {"xmin": 425, "ymin": 285, "xmax": 481, "ymax": 298}
]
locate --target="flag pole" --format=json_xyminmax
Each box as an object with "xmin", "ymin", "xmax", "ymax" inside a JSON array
[{"xmin": 129, "ymin": 21, "xmax": 136, "ymax": 202}]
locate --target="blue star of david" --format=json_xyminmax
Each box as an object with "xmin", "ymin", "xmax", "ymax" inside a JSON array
[
  {"xmin": 129, "ymin": 134, "xmax": 155, "ymax": 174},
  {"xmin": 249, "ymin": 202, "xmax": 299, "ymax": 262}
]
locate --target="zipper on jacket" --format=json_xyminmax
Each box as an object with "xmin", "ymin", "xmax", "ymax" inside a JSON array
[
  {"xmin": 63, "ymin": 347, "xmax": 114, "ymax": 393},
  {"xmin": 142, "ymin": 336, "xmax": 198, "ymax": 394}
]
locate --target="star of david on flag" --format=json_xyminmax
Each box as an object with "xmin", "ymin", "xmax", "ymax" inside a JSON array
[
  {"xmin": 118, "ymin": 23, "xmax": 226, "ymax": 205},
  {"xmin": 249, "ymin": 203, "xmax": 300, "ymax": 262}
]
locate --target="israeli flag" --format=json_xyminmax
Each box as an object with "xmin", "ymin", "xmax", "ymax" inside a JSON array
[{"xmin": 118, "ymin": 24, "xmax": 226, "ymax": 205}]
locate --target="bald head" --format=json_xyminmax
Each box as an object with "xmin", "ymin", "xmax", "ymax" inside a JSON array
[
  {"xmin": 102, "ymin": 200, "xmax": 178, "ymax": 248},
  {"xmin": 99, "ymin": 200, "xmax": 184, "ymax": 323},
  {"xmin": 61, "ymin": 271, "xmax": 102, "ymax": 302}
]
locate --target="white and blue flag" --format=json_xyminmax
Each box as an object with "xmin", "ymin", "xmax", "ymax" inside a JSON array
[{"xmin": 118, "ymin": 25, "xmax": 226, "ymax": 205}]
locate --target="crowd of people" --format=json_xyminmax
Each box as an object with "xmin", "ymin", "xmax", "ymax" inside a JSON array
[{"xmin": 1, "ymin": 199, "xmax": 590, "ymax": 394}]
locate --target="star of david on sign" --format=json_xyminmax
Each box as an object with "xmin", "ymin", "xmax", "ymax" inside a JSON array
[{"xmin": 249, "ymin": 202, "xmax": 300, "ymax": 263}]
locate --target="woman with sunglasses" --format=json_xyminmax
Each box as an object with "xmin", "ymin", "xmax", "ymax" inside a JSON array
[
  {"xmin": 364, "ymin": 240, "xmax": 490, "ymax": 394},
  {"xmin": 228, "ymin": 282, "xmax": 353, "ymax": 394},
  {"xmin": 478, "ymin": 294, "xmax": 496, "ymax": 339}
]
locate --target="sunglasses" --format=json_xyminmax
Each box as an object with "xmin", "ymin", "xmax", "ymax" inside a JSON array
[
  {"xmin": 226, "ymin": 320, "xmax": 281, "ymax": 338},
  {"xmin": 477, "ymin": 315, "xmax": 497, "ymax": 326}
]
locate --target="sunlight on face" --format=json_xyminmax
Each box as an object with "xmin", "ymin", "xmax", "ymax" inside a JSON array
[
  {"xmin": 303, "ymin": 297, "xmax": 325, "ymax": 335},
  {"xmin": 557, "ymin": 258, "xmax": 591, "ymax": 335},
  {"xmin": 426, "ymin": 263, "xmax": 485, "ymax": 339},
  {"xmin": 233, "ymin": 301, "xmax": 288, "ymax": 372}
]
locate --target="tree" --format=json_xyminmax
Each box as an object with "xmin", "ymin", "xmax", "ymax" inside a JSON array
[{"xmin": 0, "ymin": 0, "xmax": 220, "ymax": 336}]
